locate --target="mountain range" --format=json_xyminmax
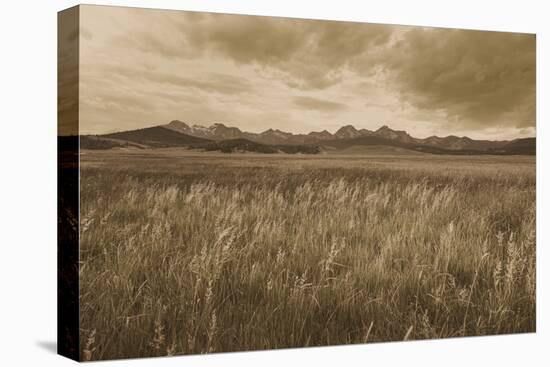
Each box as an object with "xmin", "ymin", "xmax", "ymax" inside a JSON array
[{"xmin": 78, "ymin": 120, "xmax": 535, "ymax": 155}]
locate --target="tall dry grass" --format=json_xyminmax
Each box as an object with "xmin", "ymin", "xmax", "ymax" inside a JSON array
[{"xmin": 79, "ymin": 155, "xmax": 535, "ymax": 360}]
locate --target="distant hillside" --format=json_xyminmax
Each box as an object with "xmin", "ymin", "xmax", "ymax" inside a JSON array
[
  {"xmin": 487, "ymin": 138, "xmax": 536, "ymax": 155},
  {"xmin": 327, "ymin": 145, "xmax": 428, "ymax": 156},
  {"xmin": 204, "ymin": 138, "xmax": 320, "ymax": 154},
  {"xmin": 79, "ymin": 135, "xmax": 150, "ymax": 150},
  {"xmin": 102, "ymin": 126, "xmax": 212, "ymax": 148},
  {"xmin": 321, "ymin": 135, "xmax": 535, "ymax": 155},
  {"xmin": 204, "ymin": 138, "xmax": 276, "ymax": 153},
  {"xmin": 322, "ymin": 136, "xmax": 443, "ymax": 154},
  {"xmin": 322, "ymin": 135, "xmax": 408, "ymax": 150}
]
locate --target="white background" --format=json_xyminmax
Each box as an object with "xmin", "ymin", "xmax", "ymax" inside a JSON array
[{"xmin": 0, "ymin": 0, "xmax": 547, "ymax": 365}]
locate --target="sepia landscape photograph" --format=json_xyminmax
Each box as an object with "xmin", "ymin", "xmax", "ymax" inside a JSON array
[{"xmin": 60, "ymin": 5, "xmax": 535, "ymax": 361}]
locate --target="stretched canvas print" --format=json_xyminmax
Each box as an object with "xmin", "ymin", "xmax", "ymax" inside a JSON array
[{"xmin": 58, "ymin": 4, "xmax": 536, "ymax": 362}]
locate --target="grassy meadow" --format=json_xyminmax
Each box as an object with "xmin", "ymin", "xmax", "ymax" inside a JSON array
[{"xmin": 79, "ymin": 150, "xmax": 536, "ymax": 360}]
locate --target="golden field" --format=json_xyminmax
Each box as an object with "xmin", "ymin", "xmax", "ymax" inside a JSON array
[{"xmin": 78, "ymin": 150, "xmax": 535, "ymax": 360}]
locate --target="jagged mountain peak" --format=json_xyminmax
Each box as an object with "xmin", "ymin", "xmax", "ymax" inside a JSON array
[
  {"xmin": 309, "ymin": 129, "xmax": 332, "ymax": 136},
  {"xmin": 210, "ymin": 122, "xmax": 230, "ymax": 128},
  {"xmin": 338, "ymin": 124, "xmax": 358, "ymax": 131},
  {"xmin": 167, "ymin": 120, "xmax": 190, "ymax": 128},
  {"xmin": 335, "ymin": 125, "xmax": 361, "ymax": 139},
  {"xmin": 262, "ymin": 128, "xmax": 289, "ymax": 134},
  {"xmin": 376, "ymin": 125, "xmax": 402, "ymax": 133},
  {"xmin": 308, "ymin": 130, "xmax": 334, "ymax": 141},
  {"xmin": 209, "ymin": 122, "xmax": 242, "ymax": 132},
  {"xmin": 164, "ymin": 120, "xmax": 193, "ymax": 134},
  {"xmin": 373, "ymin": 125, "xmax": 415, "ymax": 142}
]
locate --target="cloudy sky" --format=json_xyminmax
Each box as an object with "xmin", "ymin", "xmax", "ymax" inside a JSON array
[{"xmin": 76, "ymin": 5, "xmax": 536, "ymax": 139}]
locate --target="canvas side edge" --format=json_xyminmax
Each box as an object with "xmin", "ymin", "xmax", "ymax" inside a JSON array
[{"xmin": 57, "ymin": 5, "xmax": 81, "ymax": 362}]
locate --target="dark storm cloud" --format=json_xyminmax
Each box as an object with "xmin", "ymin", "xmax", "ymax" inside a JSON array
[
  {"xmin": 111, "ymin": 11, "xmax": 392, "ymax": 90},
  {"xmin": 378, "ymin": 28, "xmax": 536, "ymax": 128},
  {"xmin": 169, "ymin": 12, "xmax": 393, "ymax": 90},
  {"xmin": 183, "ymin": 13, "xmax": 305, "ymax": 65},
  {"xmin": 293, "ymin": 96, "xmax": 347, "ymax": 112},
  {"xmin": 176, "ymin": 14, "xmax": 535, "ymax": 129}
]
